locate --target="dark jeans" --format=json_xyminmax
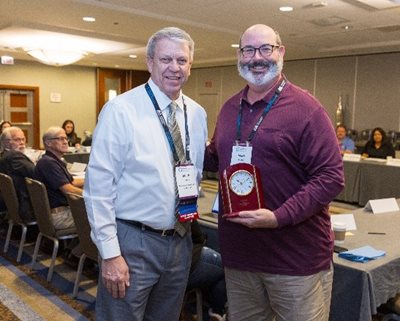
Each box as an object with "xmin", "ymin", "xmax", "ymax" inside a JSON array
[{"xmin": 187, "ymin": 246, "xmax": 227, "ymax": 315}]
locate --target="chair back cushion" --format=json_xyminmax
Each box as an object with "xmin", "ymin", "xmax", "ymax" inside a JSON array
[
  {"xmin": 66, "ymin": 193, "xmax": 98, "ymax": 261},
  {"xmin": 0, "ymin": 173, "xmax": 22, "ymax": 224},
  {"xmin": 25, "ymin": 178, "xmax": 56, "ymax": 236}
]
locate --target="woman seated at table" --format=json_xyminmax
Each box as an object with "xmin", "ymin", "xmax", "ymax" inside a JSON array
[
  {"xmin": 62, "ymin": 119, "xmax": 81, "ymax": 148},
  {"xmin": 361, "ymin": 127, "xmax": 395, "ymax": 159}
]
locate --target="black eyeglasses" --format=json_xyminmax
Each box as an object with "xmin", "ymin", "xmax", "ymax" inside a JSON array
[
  {"xmin": 240, "ymin": 44, "xmax": 280, "ymax": 59},
  {"xmin": 48, "ymin": 136, "xmax": 68, "ymax": 142}
]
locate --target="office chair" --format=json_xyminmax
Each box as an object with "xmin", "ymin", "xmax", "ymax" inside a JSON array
[
  {"xmin": 0, "ymin": 173, "xmax": 37, "ymax": 262},
  {"xmin": 25, "ymin": 177, "xmax": 77, "ymax": 281},
  {"xmin": 65, "ymin": 192, "xmax": 98, "ymax": 297}
]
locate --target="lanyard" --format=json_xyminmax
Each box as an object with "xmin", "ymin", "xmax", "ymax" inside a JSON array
[
  {"xmin": 145, "ymin": 83, "xmax": 191, "ymax": 163},
  {"xmin": 236, "ymin": 78, "xmax": 286, "ymax": 143}
]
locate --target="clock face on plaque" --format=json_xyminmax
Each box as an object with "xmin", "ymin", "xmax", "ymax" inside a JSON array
[{"xmin": 229, "ymin": 170, "xmax": 255, "ymax": 196}]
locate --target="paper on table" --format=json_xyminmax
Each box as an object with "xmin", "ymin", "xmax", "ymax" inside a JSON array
[
  {"xmin": 330, "ymin": 214, "xmax": 357, "ymax": 231},
  {"xmin": 338, "ymin": 245, "xmax": 385, "ymax": 263},
  {"xmin": 69, "ymin": 162, "xmax": 87, "ymax": 173}
]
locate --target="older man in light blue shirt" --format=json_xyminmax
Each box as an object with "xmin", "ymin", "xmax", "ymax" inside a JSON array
[{"xmin": 84, "ymin": 27, "xmax": 207, "ymax": 321}]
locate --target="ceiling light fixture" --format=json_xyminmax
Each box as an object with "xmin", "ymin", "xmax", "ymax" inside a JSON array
[
  {"xmin": 26, "ymin": 49, "xmax": 87, "ymax": 66},
  {"xmin": 279, "ymin": 6, "xmax": 294, "ymax": 12},
  {"xmin": 129, "ymin": 54, "xmax": 137, "ymax": 58},
  {"xmin": 0, "ymin": 26, "xmax": 138, "ymax": 67},
  {"xmin": 83, "ymin": 16, "xmax": 96, "ymax": 22}
]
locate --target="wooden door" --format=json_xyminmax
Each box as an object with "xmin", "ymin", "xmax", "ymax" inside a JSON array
[
  {"xmin": 0, "ymin": 85, "xmax": 40, "ymax": 148},
  {"xmin": 96, "ymin": 68, "xmax": 150, "ymax": 117}
]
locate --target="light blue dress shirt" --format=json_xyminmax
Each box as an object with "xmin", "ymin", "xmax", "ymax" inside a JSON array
[{"xmin": 339, "ymin": 136, "xmax": 355, "ymax": 153}]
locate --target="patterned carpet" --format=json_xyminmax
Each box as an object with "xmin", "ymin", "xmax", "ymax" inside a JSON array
[{"xmin": 0, "ymin": 233, "xmax": 96, "ymax": 321}]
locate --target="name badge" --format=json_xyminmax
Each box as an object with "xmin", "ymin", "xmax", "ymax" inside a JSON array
[
  {"xmin": 176, "ymin": 164, "xmax": 199, "ymax": 222},
  {"xmin": 176, "ymin": 164, "xmax": 198, "ymax": 198},
  {"xmin": 231, "ymin": 144, "xmax": 253, "ymax": 165}
]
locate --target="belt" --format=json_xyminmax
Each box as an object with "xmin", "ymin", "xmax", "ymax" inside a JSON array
[
  {"xmin": 118, "ymin": 219, "xmax": 176, "ymax": 237},
  {"xmin": 50, "ymin": 206, "xmax": 69, "ymax": 214}
]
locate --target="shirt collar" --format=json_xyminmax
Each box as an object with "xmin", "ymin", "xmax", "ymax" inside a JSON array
[{"xmin": 147, "ymin": 78, "xmax": 183, "ymax": 112}]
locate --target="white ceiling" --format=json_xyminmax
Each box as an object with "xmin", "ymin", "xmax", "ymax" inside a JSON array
[{"xmin": 0, "ymin": 0, "xmax": 399, "ymax": 70}]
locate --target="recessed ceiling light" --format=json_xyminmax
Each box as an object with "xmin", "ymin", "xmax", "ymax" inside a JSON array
[
  {"xmin": 231, "ymin": 44, "xmax": 239, "ymax": 48},
  {"xmin": 129, "ymin": 54, "xmax": 137, "ymax": 58},
  {"xmin": 342, "ymin": 25, "xmax": 353, "ymax": 30},
  {"xmin": 279, "ymin": 6, "xmax": 294, "ymax": 12},
  {"xmin": 83, "ymin": 16, "xmax": 96, "ymax": 22}
]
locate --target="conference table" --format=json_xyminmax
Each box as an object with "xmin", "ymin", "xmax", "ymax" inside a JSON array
[
  {"xmin": 198, "ymin": 199, "xmax": 400, "ymax": 321},
  {"xmin": 330, "ymin": 200, "xmax": 400, "ymax": 321},
  {"xmin": 63, "ymin": 151, "xmax": 90, "ymax": 164},
  {"xmin": 335, "ymin": 159, "xmax": 400, "ymax": 206}
]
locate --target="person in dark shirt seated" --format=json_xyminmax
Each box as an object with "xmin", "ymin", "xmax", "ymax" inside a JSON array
[
  {"xmin": 186, "ymin": 221, "xmax": 227, "ymax": 321},
  {"xmin": 361, "ymin": 127, "xmax": 395, "ymax": 159},
  {"xmin": 0, "ymin": 126, "xmax": 35, "ymax": 222},
  {"xmin": 62, "ymin": 119, "xmax": 81, "ymax": 148},
  {"xmin": 81, "ymin": 130, "xmax": 92, "ymax": 147},
  {"xmin": 35, "ymin": 126, "xmax": 84, "ymax": 229}
]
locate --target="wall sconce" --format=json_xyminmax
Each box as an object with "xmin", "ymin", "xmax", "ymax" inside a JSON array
[{"xmin": 25, "ymin": 49, "xmax": 87, "ymax": 66}]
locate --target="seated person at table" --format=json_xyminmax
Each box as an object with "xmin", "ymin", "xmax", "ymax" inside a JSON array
[
  {"xmin": 81, "ymin": 130, "xmax": 92, "ymax": 147},
  {"xmin": 336, "ymin": 125, "xmax": 355, "ymax": 155},
  {"xmin": 361, "ymin": 127, "xmax": 395, "ymax": 159},
  {"xmin": 0, "ymin": 120, "xmax": 11, "ymax": 134},
  {"xmin": 0, "ymin": 126, "xmax": 36, "ymax": 222},
  {"xmin": 62, "ymin": 119, "xmax": 81, "ymax": 148},
  {"xmin": 185, "ymin": 221, "xmax": 227, "ymax": 321},
  {"xmin": 35, "ymin": 126, "xmax": 84, "ymax": 229}
]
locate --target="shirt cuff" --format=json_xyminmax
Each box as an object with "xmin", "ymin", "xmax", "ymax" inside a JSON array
[{"xmin": 97, "ymin": 236, "xmax": 121, "ymax": 260}]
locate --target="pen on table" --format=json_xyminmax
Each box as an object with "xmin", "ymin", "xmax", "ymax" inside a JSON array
[{"xmin": 368, "ymin": 232, "xmax": 386, "ymax": 235}]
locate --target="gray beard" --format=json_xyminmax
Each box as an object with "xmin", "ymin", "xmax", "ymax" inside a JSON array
[{"xmin": 238, "ymin": 58, "xmax": 283, "ymax": 86}]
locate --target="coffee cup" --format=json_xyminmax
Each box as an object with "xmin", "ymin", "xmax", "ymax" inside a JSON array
[{"xmin": 333, "ymin": 222, "xmax": 346, "ymax": 244}]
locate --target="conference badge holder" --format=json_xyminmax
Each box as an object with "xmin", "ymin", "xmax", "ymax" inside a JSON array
[
  {"xmin": 220, "ymin": 163, "xmax": 265, "ymax": 217},
  {"xmin": 176, "ymin": 164, "xmax": 199, "ymax": 222}
]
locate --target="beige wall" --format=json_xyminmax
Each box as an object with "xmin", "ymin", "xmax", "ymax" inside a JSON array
[
  {"xmin": 1, "ymin": 51, "xmax": 400, "ymax": 147},
  {"xmin": 0, "ymin": 60, "xmax": 96, "ymax": 147},
  {"xmin": 186, "ymin": 52, "xmax": 400, "ymax": 136}
]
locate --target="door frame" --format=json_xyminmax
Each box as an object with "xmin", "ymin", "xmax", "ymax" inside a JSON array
[{"xmin": 0, "ymin": 84, "xmax": 40, "ymax": 149}]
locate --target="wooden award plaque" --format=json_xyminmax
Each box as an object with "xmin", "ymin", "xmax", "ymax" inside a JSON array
[{"xmin": 220, "ymin": 163, "xmax": 265, "ymax": 217}]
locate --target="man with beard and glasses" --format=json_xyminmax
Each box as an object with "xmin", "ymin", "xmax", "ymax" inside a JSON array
[{"xmin": 204, "ymin": 24, "xmax": 344, "ymax": 321}]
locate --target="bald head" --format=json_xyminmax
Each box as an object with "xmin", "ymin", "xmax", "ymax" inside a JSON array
[
  {"xmin": 237, "ymin": 24, "xmax": 285, "ymax": 89},
  {"xmin": 239, "ymin": 24, "xmax": 282, "ymax": 48}
]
